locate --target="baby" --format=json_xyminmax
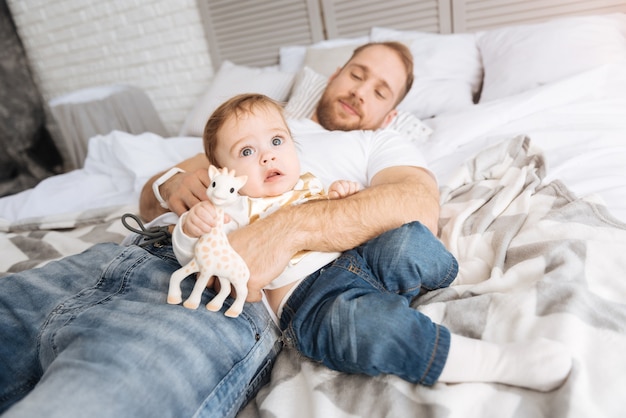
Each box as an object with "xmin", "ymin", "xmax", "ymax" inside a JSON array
[{"xmin": 171, "ymin": 93, "xmax": 359, "ymax": 318}]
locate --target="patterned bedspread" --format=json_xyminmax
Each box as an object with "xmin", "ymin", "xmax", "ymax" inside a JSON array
[
  {"xmin": 2, "ymin": 136, "xmax": 625, "ymax": 417},
  {"xmin": 0, "ymin": 205, "xmax": 132, "ymax": 276}
]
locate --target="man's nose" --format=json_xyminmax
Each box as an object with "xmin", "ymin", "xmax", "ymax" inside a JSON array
[{"xmin": 350, "ymin": 84, "xmax": 366, "ymax": 102}]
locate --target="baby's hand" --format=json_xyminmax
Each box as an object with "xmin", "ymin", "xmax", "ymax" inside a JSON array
[
  {"xmin": 182, "ymin": 201, "xmax": 228, "ymax": 237},
  {"xmin": 327, "ymin": 180, "xmax": 360, "ymax": 199}
]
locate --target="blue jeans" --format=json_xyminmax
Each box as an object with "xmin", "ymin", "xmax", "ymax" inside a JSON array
[
  {"xmin": 280, "ymin": 222, "xmax": 458, "ymax": 386},
  {"xmin": 0, "ymin": 240, "xmax": 281, "ymax": 418}
]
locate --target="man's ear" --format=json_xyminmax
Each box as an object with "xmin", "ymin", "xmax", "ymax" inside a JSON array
[{"xmin": 380, "ymin": 109, "xmax": 398, "ymax": 129}]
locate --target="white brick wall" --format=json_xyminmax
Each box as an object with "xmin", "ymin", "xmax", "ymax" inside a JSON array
[{"xmin": 7, "ymin": 0, "xmax": 214, "ymax": 135}]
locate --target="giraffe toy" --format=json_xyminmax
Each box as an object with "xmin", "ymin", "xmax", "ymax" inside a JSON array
[{"xmin": 167, "ymin": 165, "xmax": 250, "ymax": 318}]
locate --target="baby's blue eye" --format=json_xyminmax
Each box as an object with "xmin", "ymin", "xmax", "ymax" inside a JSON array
[
  {"xmin": 272, "ymin": 137, "xmax": 283, "ymax": 146},
  {"xmin": 240, "ymin": 147, "xmax": 254, "ymax": 157}
]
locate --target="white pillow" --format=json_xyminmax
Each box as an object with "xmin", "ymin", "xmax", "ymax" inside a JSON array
[
  {"xmin": 284, "ymin": 66, "xmax": 328, "ymax": 120},
  {"xmin": 279, "ymin": 36, "xmax": 369, "ymax": 73},
  {"xmin": 179, "ymin": 60, "xmax": 296, "ymax": 137},
  {"xmin": 303, "ymin": 43, "xmax": 359, "ymax": 77},
  {"xmin": 370, "ymin": 27, "xmax": 482, "ymax": 119},
  {"xmin": 477, "ymin": 13, "xmax": 626, "ymax": 102},
  {"xmin": 285, "ymin": 66, "xmax": 432, "ymax": 143}
]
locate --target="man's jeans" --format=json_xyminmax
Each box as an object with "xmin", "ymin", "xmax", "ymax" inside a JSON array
[
  {"xmin": 281, "ymin": 222, "xmax": 458, "ymax": 386},
  {"xmin": 0, "ymin": 241, "xmax": 281, "ymax": 418}
]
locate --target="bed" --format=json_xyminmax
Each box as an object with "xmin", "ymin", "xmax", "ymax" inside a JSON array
[{"xmin": 2, "ymin": 5, "xmax": 626, "ymax": 418}]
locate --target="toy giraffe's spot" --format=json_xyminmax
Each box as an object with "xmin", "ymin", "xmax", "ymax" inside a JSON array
[{"xmin": 167, "ymin": 165, "xmax": 250, "ymax": 318}]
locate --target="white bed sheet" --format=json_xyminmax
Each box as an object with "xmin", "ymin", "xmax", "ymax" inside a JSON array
[
  {"xmin": 0, "ymin": 132, "xmax": 202, "ymax": 227},
  {"xmin": 424, "ymin": 61, "xmax": 626, "ymax": 223}
]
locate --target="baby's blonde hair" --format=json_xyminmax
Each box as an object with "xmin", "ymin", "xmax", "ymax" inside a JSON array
[{"xmin": 203, "ymin": 93, "xmax": 289, "ymax": 166}]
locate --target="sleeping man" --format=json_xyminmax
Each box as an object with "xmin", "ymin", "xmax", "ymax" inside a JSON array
[{"xmin": 0, "ymin": 42, "xmax": 571, "ymax": 418}]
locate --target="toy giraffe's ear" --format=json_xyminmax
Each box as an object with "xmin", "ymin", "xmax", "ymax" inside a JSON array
[
  {"xmin": 235, "ymin": 175, "xmax": 247, "ymax": 190},
  {"xmin": 208, "ymin": 165, "xmax": 219, "ymax": 179}
]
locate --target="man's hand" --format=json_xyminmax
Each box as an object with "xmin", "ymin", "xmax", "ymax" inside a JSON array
[
  {"xmin": 160, "ymin": 168, "xmax": 211, "ymax": 216},
  {"xmin": 139, "ymin": 154, "xmax": 211, "ymax": 221}
]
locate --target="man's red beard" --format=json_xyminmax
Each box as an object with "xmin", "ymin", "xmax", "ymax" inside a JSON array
[{"xmin": 315, "ymin": 94, "xmax": 362, "ymax": 131}]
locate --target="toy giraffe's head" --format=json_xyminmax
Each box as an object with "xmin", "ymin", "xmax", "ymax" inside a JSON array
[{"xmin": 207, "ymin": 165, "xmax": 247, "ymax": 207}]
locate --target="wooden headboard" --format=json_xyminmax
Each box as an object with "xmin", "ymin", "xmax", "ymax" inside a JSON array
[{"xmin": 198, "ymin": 0, "xmax": 626, "ymax": 69}]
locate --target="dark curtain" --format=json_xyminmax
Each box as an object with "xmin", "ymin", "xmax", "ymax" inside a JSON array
[{"xmin": 0, "ymin": 0, "xmax": 64, "ymax": 197}]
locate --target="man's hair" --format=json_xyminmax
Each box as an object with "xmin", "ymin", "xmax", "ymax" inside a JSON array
[
  {"xmin": 349, "ymin": 41, "xmax": 414, "ymax": 105},
  {"xmin": 203, "ymin": 93, "xmax": 288, "ymax": 166}
]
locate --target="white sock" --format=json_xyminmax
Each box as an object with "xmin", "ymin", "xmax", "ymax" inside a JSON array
[{"xmin": 438, "ymin": 334, "xmax": 573, "ymax": 392}]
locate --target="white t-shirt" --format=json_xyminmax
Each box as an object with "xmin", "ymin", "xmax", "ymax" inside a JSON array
[{"xmin": 290, "ymin": 118, "xmax": 428, "ymax": 190}]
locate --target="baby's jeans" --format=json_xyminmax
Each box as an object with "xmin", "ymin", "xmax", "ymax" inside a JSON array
[{"xmin": 280, "ymin": 221, "xmax": 458, "ymax": 386}]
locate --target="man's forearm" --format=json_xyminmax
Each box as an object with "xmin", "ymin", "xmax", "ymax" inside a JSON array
[
  {"xmin": 232, "ymin": 166, "xmax": 439, "ymax": 289},
  {"xmin": 284, "ymin": 173, "xmax": 439, "ymax": 255}
]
